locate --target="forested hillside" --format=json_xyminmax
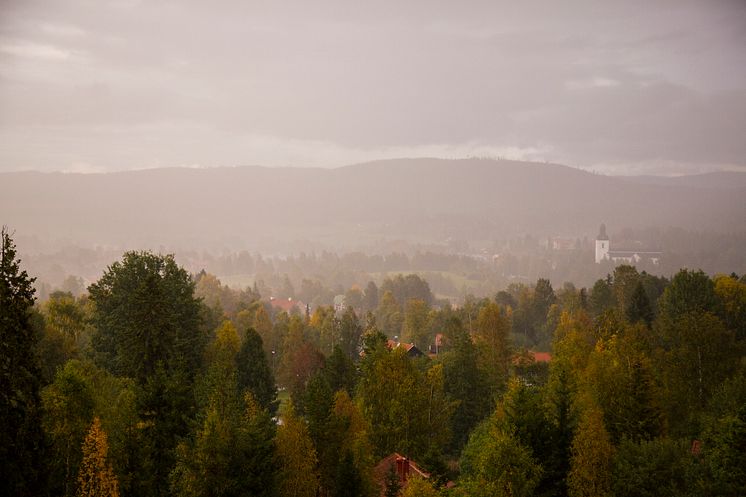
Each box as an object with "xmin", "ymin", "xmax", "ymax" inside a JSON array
[
  {"xmin": 3, "ymin": 159, "xmax": 745, "ymax": 252},
  {"xmin": 2, "ymin": 229, "xmax": 745, "ymax": 497}
]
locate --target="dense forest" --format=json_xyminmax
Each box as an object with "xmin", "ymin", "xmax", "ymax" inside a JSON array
[{"xmin": 2, "ymin": 226, "xmax": 746, "ymax": 497}]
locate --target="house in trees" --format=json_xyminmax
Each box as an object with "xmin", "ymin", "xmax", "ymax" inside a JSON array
[
  {"xmin": 269, "ymin": 296, "xmax": 308, "ymax": 314},
  {"xmin": 333, "ymin": 294, "xmax": 346, "ymax": 313},
  {"xmin": 595, "ymin": 224, "xmax": 661, "ymax": 265},
  {"xmin": 512, "ymin": 350, "xmax": 552, "ymax": 366},
  {"xmin": 386, "ymin": 340, "xmax": 424, "ymax": 358},
  {"xmin": 374, "ymin": 453, "xmax": 431, "ymax": 494}
]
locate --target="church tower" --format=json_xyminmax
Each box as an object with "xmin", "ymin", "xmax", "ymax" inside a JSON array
[{"xmin": 595, "ymin": 223, "xmax": 609, "ymax": 263}]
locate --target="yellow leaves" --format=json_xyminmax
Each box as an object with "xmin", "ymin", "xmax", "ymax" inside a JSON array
[
  {"xmin": 77, "ymin": 417, "xmax": 119, "ymax": 497},
  {"xmin": 276, "ymin": 403, "xmax": 319, "ymax": 497},
  {"xmin": 568, "ymin": 407, "xmax": 613, "ymax": 497},
  {"xmin": 400, "ymin": 475, "xmax": 439, "ymax": 497},
  {"xmin": 205, "ymin": 320, "xmax": 240, "ymax": 367}
]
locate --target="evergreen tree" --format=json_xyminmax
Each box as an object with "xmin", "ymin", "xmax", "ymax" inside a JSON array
[
  {"xmin": 441, "ymin": 317, "xmax": 491, "ymax": 452},
  {"xmin": 0, "ymin": 227, "xmax": 46, "ymax": 497},
  {"xmin": 88, "ymin": 251, "xmax": 205, "ymax": 495},
  {"xmin": 625, "ymin": 281, "xmax": 653, "ymax": 326},
  {"xmin": 324, "ymin": 345, "xmax": 357, "ymax": 395},
  {"xmin": 77, "ymin": 417, "xmax": 120, "ymax": 497},
  {"xmin": 339, "ymin": 306, "xmax": 363, "ymax": 360},
  {"xmin": 333, "ymin": 450, "xmax": 365, "ymax": 497},
  {"xmin": 236, "ymin": 327, "xmax": 278, "ymax": 415},
  {"xmin": 171, "ymin": 392, "xmax": 277, "ymax": 497}
]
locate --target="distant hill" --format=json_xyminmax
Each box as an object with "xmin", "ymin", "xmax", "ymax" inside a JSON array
[
  {"xmin": 3, "ymin": 158, "xmax": 745, "ymax": 252},
  {"xmin": 621, "ymin": 171, "xmax": 746, "ymax": 190}
]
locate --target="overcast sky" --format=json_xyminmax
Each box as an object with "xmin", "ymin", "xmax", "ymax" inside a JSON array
[{"xmin": 1, "ymin": 0, "xmax": 745, "ymax": 175}]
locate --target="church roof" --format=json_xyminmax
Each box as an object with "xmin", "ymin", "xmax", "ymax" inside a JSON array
[{"xmin": 597, "ymin": 223, "xmax": 609, "ymax": 241}]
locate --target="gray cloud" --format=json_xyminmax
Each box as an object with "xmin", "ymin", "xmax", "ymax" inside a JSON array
[{"xmin": 0, "ymin": 0, "xmax": 745, "ymax": 173}]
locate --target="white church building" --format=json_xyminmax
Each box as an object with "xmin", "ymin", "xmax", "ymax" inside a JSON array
[{"xmin": 595, "ymin": 224, "xmax": 662, "ymax": 265}]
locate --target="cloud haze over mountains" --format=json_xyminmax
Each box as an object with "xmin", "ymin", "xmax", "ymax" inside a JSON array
[
  {"xmin": 3, "ymin": 159, "xmax": 745, "ymax": 253},
  {"xmin": 1, "ymin": 0, "xmax": 745, "ymax": 175}
]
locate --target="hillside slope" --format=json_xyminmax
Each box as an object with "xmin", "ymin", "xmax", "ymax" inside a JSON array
[{"xmin": 3, "ymin": 158, "xmax": 745, "ymax": 251}]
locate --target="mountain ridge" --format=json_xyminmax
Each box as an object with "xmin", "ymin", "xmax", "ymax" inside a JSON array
[{"xmin": 4, "ymin": 158, "xmax": 744, "ymax": 252}]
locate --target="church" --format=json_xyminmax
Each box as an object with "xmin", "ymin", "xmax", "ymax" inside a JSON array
[{"xmin": 595, "ymin": 224, "xmax": 662, "ymax": 265}]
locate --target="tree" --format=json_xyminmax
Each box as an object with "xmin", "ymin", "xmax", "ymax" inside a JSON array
[
  {"xmin": 89, "ymin": 251, "xmax": 204, "ymax": 381},
  {"xmin": 324, "ymin": 345, "xmax": 357, "ymax": 396},
  {"xmin": 400, "ymin": 476, "xmax": 438, "ymax": 497},
  {"xmin": 362, "ymin": 281, "xmax": 379, "ymax": 313},
  {"xmin": 567, "ymin": 407, "xmax": 614, "ymax": 497},
  {"xmin": 276, "ymin": 403, "xmax": 319, "ymax": 497},
  {"xmin": 625, "ymin": 281, "xmax": 653, "ymax": 326},
  {"xmin": 236, "ymin": 327, "xmax": 278, "ymax": 415},
  {"xmin": 493, "ymin": 378, "xmax": 560, "ymax": 496},
  {"xmin": 333, "ymin": 450, "xmax": 366, "ymax": 497},
  {"xmin": 441, "ymin": 317, "xmax": 491, "ymax": 452},
  {"xmin": 700, "ymin": 407, "xmax": 746, "ymax": 497},
  {"xmin": 658, "ymin": 312, "xmax": 739, "ymax": 436},
  {"xmin": 713, "ymin": 274, "xmax": 746, "ymax": 340},
  {"xmin": 474, "ymin": 302, "xmax": 511, "ymax": 392},
  {"xmin": 611, "ymin": 265, "xmax": 639, "ymax": 315},
  {"xmin": 339, "ymin": 306, "xmax": 363, "ymax": 360},
  {"xmin": 0, "ymin": 227, "xmax": 45, "ymax": 497},
  {"xmin": 38, "ymin": 291, "xmax": 88, "ymax": 383},
  {"xmin": 376, "ymin": 290, "xmax": 403, "ymax": 338},
  {"xmin": 612, "ymin": 438, "xmax": 701, "ymax": 497},
  {"xmin": 171, "ymin": 392, "xmax": 277, "ymax": 497},
  {"xmin": 77, "ymin": 417, "xmax": 120, "ymax": 497},
  {"xmin": 402, "ymin": 299, "xmax": 432, "ymax": 348},
  {"xmin": 589, "ymin": 277, "xmax": 614, "ymax": 317},
  {"xmin": 380, "ymin": 274, "xmax": 433, "ymax": 306},
  {"xmin": 88, "ymin": 251, "xmax": 205, "ymax": 495},
  {"xmin": 459, "ymin": 419, "xmax": 542, "ymax": 497},
  {"xmin": 253, "ymin": 305, "xmax": 274, "ymax": 358},
  {"xmin": 585, "ymin": 327, "xmax": 664, "ymax": 443},
  {"xmin": 357, "ymin": 347, "xmax": 453, "ymax": 459},
  {"xmin": 330, "ymin": 391, "xmax": 375, "ymax": 497},
  {"xmin": 658, "ymin": 269, "xmax": 718, "ymax": 321},
  {"xmin": 345, "ymin": 286, "xmax": 364, "ymax": 313},
  {"xmin": 42, "ymin": 363, "xmax": 96, "ymax": 497}
]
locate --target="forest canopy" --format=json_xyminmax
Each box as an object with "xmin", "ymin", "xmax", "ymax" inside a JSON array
[{"xmin": 2, "ymin": 230, "xmax": 745, "ymax": 497}]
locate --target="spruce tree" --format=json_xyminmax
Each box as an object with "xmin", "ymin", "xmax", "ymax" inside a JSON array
[
  {"xmin": 626, "ymin": 282, "xmax": 653, "ymax": 326},
  {"xmin": 0, "ymin": 227, "xmax": 46, "ymax": 496},
  {"xmin": 236, "ymin": 327, "xmax": 278, "ymax": 415}
]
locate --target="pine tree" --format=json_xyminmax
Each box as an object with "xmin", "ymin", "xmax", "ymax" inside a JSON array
[
  {"xmin": 0, "ymin": 227, "xmax": 46, "ymax": 497},
  {"xmin": 77, "ymin": 417, "xmax": 120, "ymax": 497}
]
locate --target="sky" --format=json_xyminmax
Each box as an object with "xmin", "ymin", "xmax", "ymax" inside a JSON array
[{"xmin": 1, "ymin": 0, "xmax": 745, "ymax": 175}]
